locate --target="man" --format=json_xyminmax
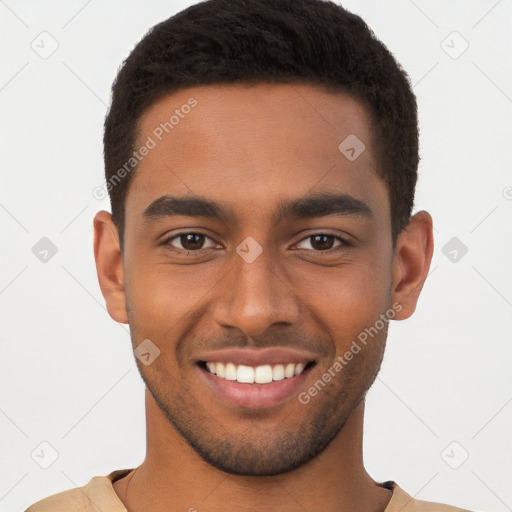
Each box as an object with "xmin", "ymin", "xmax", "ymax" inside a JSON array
[{"xmin": 25, "ymin": 0, "xmax": 473, "ymax": 510}]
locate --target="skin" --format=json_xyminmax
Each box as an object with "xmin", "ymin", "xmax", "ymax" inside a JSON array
[{"xmin": 94, "ymin": 83, "xmax": 433, "ymax": 512}]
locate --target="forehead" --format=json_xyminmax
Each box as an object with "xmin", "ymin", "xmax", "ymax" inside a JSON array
[{"xmin": 126, "ymin": 83, "xmax": 388, "ymax": 226}]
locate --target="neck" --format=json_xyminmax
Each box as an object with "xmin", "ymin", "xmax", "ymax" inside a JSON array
[{"xmin": 113, "ymin": 389, "xmax": 392, "ymax": 512}]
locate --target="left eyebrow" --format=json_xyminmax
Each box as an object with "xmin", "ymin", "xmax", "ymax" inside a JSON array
[
  {"xmin": 141, "ymin": 192, "xmax": 373, "ymax": 225},
  {"xmin": 272, "ymin": 192, "xmax": 373, "ymax": 224}
]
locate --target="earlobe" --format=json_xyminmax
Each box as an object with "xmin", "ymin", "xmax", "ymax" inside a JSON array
[
  {"xmin": 93, "ymin": 211, "xmax": 128, "ymax": 324},
  {"xmin": 391, "ymin": 211, "xmax": 434, "ymax": 320}
]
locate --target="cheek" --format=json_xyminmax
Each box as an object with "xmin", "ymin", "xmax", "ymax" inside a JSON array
[
  {"xmin": 124, "ymin": 258, "xmax": 222, "ymax": 334},
  {"xmin": 291, "ymin": 255, "xmax": 393, "ymax": 346}
]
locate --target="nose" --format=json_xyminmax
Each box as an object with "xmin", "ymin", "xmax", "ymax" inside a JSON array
[{"xmin": 213, "ymin": 244, "xmax": 301, "ymax": 338}]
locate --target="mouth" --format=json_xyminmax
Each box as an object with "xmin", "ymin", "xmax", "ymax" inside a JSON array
[
  {"xmin": 198, "ymin": 360, "xmax": 315, "ymax": 384},
  {"xmin": 194, "ymin": 348, "xmax": 318, "ymax": 409}
]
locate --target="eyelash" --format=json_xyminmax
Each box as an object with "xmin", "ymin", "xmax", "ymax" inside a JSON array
[{"xmin": 161, "ymin": 231, "xmax": 351, "ymax": 255}]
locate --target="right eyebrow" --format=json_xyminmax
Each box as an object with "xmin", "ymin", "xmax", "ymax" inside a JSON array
[{"xmin": 142, "ymin": 195, "xmax": 234, "ymax": 224}]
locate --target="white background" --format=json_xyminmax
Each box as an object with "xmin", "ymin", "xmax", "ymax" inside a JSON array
[{"xmin": 1, "ymin": 1, "xmax": 511, "ymax": 511}]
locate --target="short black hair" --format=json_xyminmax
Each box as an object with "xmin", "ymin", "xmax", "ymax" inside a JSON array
[{"xmin": 103, "ymin": 0, "xmax": 418, "ymax": 248}]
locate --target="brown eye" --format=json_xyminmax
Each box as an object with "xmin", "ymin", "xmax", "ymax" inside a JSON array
[
  {"xmin": 296, "ymin": 234, "xmax": 347, "ymax": 252},
  {"xmin": 165, "ymin": 232, "xmax": 219, "ymax": 252},
  {"xmin": 179, "ymin": 233, "xmax": 206, "ymax": 250}
]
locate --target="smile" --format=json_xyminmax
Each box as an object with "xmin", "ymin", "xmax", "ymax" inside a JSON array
[
  {"xmin": 202, "ymin": 361, "xmax": 311, "ymax": 384},
  {"xmin": 194, "ymin": 347, "xmax": 319, "ymax": 408}
]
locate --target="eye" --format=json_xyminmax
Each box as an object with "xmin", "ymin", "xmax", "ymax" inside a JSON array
[
  {"xmin": 295, "ymin": 233, "xmax": 348, "ymax": 251},
  {"xmin": 163, "ymin": 232, "xmax": 220, "ymax": 253}
]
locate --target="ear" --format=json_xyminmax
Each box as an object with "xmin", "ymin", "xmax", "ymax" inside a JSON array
[
  {"xmin": 93, "ymin": 211, "xmax": 128, "ymax": 324},
  {"xmin": 391, "ymin": 211, "xmax": 434, "ymax": 320}
]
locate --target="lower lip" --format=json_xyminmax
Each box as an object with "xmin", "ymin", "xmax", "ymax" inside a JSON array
[{"xmin": 197, "ymin": 364, "xmax": 314, "ymax": 409}]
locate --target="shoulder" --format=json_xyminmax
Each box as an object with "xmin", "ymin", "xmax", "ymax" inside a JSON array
[
  {"xmin": 24, "ymin": 469, "xmax": 131, "ymax": 512},
  {"xmin": 386, "ymin": 482, "xmax": 475, "ymax": 512},
  {"xmin": 24, "ymin": 486, "xmax": 89, "ymax": 512}
]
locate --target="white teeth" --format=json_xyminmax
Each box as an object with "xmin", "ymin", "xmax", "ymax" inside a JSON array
[
  {"xmin": 237, "ymin": 365, "xmax": 254, "ymax": 383},
  {"xmin": 225, "ymin": 362, "xmax": 237, "ymax": 380},
  {"xmin": 255, "ymin": 365, "xmax": 273, "ymax": 384},
  {"xmin": 294, "ymin": 362, "xmax": 305, "ymax": 376},
  {"xmin": 284, "ymin": 363, "xmax": 295, "ymax": 378},
  {"xmin": 205, "ymin": 361, "xmax": 309, "ymax": 383},
  {"xmin": 216, "ymin": 362, "xmax": 225, "ymax": 378},
  {"xmin": 272, "ymin": 364, "xmax": 285, "ymax": 381}
]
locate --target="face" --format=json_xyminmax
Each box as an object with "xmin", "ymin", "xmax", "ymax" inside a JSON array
[{"xmin": 97, "ymin": 83, "xmax": 425, "ymax": 476}]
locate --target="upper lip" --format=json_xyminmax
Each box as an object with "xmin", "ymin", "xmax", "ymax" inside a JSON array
[{"xmin": 194, "ymin": 347, "xmax": 318, "ymax": 367}]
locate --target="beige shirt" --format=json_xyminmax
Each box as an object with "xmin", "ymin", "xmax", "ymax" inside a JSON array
[{"xmin": 25, "ymin": 469, "xmax": 473, "ymax": 512}]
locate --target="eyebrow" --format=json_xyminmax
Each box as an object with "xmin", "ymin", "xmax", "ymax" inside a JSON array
[{"xmin": 142, "ymin": 192, "xmax": 373, "ymax": 225}]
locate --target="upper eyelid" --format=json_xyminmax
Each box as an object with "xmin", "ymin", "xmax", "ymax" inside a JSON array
[
  {"xmin": 164, "ymin": 231, "xmax": 219, "ymax": 248},
  {"xmin": 296, "ymin": 233, "xmax": 347, "ymax": 245},
  {"xmin": 163, "ymin": 231, "xmax": 348, "ymax": 250}
]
